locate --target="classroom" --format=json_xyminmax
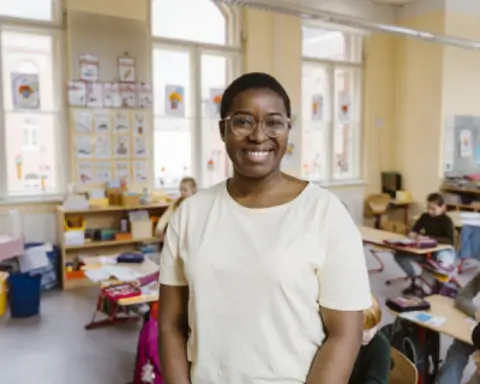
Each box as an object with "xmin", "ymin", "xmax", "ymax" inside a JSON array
[{"xmin": 1, "ymin": 0, "xmax": 480, "ymax": 383}]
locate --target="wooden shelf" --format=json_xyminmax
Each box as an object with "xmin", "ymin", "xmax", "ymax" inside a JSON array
[
  {"xmin": 63, "ymin": 237, "xmax": 160, "ymax": 251},
  {"xmin": 447, "ymin": 204, "xmax": 480, "ymax": 212},
  {"xmin": 58, "ymin": 203, "xmax": 169, "ymax": 214},
  {"xmin": 442, "ymin": 187, "xmax": 480, "ymax": 195}
]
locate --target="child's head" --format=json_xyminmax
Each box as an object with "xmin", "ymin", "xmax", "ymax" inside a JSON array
[
  {"xmin": 363, "ymin": 295, "xmax": 382, "ymax": 345},
  {"xmin": 426, "ymin": 193, "xmax": 446, "ymax": 217},
  {"xmin": 179, "ymin": 177, "xmax": 197, "ymax": 198}
]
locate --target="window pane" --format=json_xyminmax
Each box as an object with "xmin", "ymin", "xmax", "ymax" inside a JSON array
[
  {"xmin": 301, "ymin": 64, "xmax": 331, "ymax": 180},
  {"xmin": 302, "ymin": 26, "xmax": 362, "ymax": 63},
  {"xmin": 201, "ymin": 54, "xmax": 231, "ymax": 187},
  {"xmin": 152, "ymin": 0, "xmax": 227, "ymax": 45},
  {"xmin": 333, "ymin": 123, "xmax": 358, "ymax": 180},
  {"xmin": 5, "ymin": 113, "xmax": 58, "ymax": 195},
  {"xmin": 0, "ymin": 0, "xmax": 53, "ymax": 21}
]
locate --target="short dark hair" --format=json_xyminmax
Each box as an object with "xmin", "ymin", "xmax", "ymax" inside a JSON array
[
  {"xmin": 220, "ymin": 72, "xmax": 291, "ymax": 119},
  {"xmin": 427, "ymin": 193, "xmax": 445, "ymax": 206}
]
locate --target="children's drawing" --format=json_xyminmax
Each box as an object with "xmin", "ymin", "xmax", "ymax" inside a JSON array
[
  {"xmin": 165, "ymin": 85, "xmax": 185, "ymax": 117},
  {"xmin": 95, "ymin": 134, "xmax": 112, "ymax": 159},
  {"xmin": 95, "ymin": 161, "xmax": 113, "ymax": 184},
  {"xmin": 134, "ymin": 136, "xmax": 148, "ymax": 158},
  {"xmin": 138, "ymin": 83, "xmax": 153, "ymax": 109},
  {"xmin": 114, "ymin": 161, "xmax": 131, "ymax": 183},
  {"xmin": 73, "ymin": 110, "xmax": 93, "ymax": 133},
  {"xmin": 11, "ymin": 73, "xmax": 40, "ymax": 110},
  {"xmin": 114, "ymin": 134, "xmax": 131, "ymax": 158},
  {"xmin": 311, "ymin": 94, "xmax": 323, "ymax": 121},
  {"xmin": 208, "ymin": 89, "xmax": 223, "ymax": 117},
  {"xmin": 114, "ymin": 111, "xmax": 130, "ymax": 131},
  {"xmin": 93, "ymin": 110, "xmax": 111, "ymax": 132},
  {"xmin": 104, "ymin": 82, "xmax": 122, "ymax": 108},
  {"xmin": 80, "ymin": 54, "xmax": 99, "ymax": 82},
  {"xmin": 118, "ymin": 57, "xmax": 136, "ymax": 83},
  {"xmin": 75, "ymin": 136, "xmax": 93, "ymax": 158},
  {"xmin": 133, "ymin": 160, "xmax": 148, "ymax": 183},
  {"xmin": 120, "ymin": 83, "xmax": 137, "ymax": 108},
  {"xmin": 77, "ymin": 161, "xmax": 94, "ymax": 184},
  {"xmin": 133, "ymin": 112, "xmax": 148, "ymax": 135},
  {"xmin": 68, "ymin": 81, "xmax": 87, "ymax": 107},
  {"xmin": 86, "ymin": 83, "xmax": 103, "ymax": 108}
]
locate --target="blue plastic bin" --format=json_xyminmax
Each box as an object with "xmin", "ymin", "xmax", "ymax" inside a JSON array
[
  {"xmin": 8, "ymin": 273, "xmax": 41, "ymax": 318},
  {"xmin": 25, "ymin": 243, "xmax": 60, "ymax": 291}
]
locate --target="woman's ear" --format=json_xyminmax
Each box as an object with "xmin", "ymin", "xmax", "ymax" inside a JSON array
[{"xmin": 219, "ymin": 120, "xmax": 225, "ymax": 142}]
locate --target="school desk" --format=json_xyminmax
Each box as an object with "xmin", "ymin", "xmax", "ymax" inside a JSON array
[
  {"xmin": 358, "ymin": 226, "xmax": 453, "ymax": 275},
  {"xmin": 82, "ymin": 256, "xmax": 159, "ymax": 330}
]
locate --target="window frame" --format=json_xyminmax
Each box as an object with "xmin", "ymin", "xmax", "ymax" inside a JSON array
[
  {"xmin": 149, "ymin": 1, "xmax": 241, "ymax": 191},
  {"xmin": 0, "ymin": 13, "xmax": 66, "ymax": 204},
  {"xmin": 301, "ymin": 26, "xmax": 364, "ymax": 185}
]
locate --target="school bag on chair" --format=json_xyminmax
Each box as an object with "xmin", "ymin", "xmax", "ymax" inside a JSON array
[
  {"xmin": 381, "ymin": 318, "xmax": 440, "ymax": 384},
  {"xmin": 133, "ymin": 315, "xmax": 163, "ymax": 384}
]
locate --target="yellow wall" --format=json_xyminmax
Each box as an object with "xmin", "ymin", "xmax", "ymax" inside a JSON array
[{"xmin": 65, "ymin": 0, "xmax": 148, "ymax": 21}]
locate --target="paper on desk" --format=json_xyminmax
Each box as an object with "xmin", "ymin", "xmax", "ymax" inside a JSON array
[
  {"xmin": 84, "ymin": 266, "xmax": 141, "ymax": 282},
  {"xmin": 400, "ymin": 311, "xmax": 446, "ymax": 327}
]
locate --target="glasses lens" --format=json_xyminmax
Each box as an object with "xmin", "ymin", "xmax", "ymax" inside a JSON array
[
  {"xmin": 264, "ymin": 117, "xmax": 287, "ymax": 137},
  {"xmin": 230, "ymin": 115, "xmax": 256, "ymax": 135}
]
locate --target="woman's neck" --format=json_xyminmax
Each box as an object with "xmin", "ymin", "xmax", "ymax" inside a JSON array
[{"xmin": 228, "ymin": 170, "xmax": 284, "ymax": 198}]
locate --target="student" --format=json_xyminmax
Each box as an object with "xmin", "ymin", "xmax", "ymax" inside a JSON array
[
  {"xmin": 394, "ymin": 193, "xmax": 455, "ymax": 292},
  {"xmin": 349, "ymin": 295, "xmax": 391, "ymax": 384},
  {"xmin": 435, "ymin": 271, "xmax": 480, "ymax": 384},
  {"xmin": 155, "ymin": 176, "xmax": 197, "ymax": 240}
]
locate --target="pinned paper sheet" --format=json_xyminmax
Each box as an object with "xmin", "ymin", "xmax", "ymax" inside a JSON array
[{"xmin": 400, "ymin": 311, "xmax": 446, "ymax": 327}]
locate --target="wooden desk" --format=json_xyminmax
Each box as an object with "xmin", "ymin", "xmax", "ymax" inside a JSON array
[
  {"xmin": 394, "ymin": 295, "xmax": 473, "ymax": 345},
  {"xmin": 82, "ymin": 255, "xmax": 159, "ymax": 277}
]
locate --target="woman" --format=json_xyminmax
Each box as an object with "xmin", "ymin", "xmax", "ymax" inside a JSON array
[{"xmin": 158, "ymin": 72, "xmax": 372, "ymax": 384}]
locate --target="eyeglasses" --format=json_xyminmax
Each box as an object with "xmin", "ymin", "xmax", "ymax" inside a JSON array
[{"xmin": 223, "ymin": 114, "xmax": 290, "ymax": 138}]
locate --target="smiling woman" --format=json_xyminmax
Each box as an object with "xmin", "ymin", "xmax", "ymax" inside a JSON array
[{"xmin": 158, "ymin": 72, "xmax": 372, "ymax": 384}]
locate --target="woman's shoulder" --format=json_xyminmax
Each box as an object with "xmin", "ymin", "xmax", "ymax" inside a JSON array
[{"xmin": 177, "ymin": 182, "xmax": 226, "ymax": 212}]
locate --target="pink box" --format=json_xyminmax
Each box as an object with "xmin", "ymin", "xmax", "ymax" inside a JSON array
[{"xmin": 0, "ymin": 236, "xmax": 24, "ymax": 262}]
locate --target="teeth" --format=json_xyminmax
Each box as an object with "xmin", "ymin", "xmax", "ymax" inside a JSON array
[{"xmin": 246, "ymin": 151, "xmax": 270, "ymax": 157}]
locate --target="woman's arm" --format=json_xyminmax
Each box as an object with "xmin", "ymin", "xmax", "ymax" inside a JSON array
[
  {"xmin": 307, "ymin": 309, "xmax": 363, "ymax": 384},
  {"xmin": 158, "ymin": 285, "xmax": 190, "ymax": 384}
]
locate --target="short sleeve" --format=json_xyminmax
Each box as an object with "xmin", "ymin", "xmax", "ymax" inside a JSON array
[
  {"xmin": 159, "ymin": 208, "xmax": 188, "ymax": 286},
  {"xmin": 318, "ymin": 194, "xmax": 372, "ymax": 311}
]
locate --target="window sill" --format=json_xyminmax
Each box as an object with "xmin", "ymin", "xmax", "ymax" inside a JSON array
[
  {"xmin": 311, "ymin": 179, "xmax": 367, "ymax": 188},
  {"xmin": 0, "ymin": 193, "xmax": 63, "ymax": 206}
]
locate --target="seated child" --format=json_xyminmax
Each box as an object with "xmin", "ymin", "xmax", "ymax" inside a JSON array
[
  {"xmin": 394, "ymin": 193, "xmax": 455, "ymax": 293},
  {"xmin": 155, "ymin": 177, "xmax": 197, "ymax": 240},
  {"xmin": 349, "ymin": 295, "xmax": 391, "ymax": 384},
  {"xmin": 435, "ymin": 271, "xmax": 480, "ymax": 384}
]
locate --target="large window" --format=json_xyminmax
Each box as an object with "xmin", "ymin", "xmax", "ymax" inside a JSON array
[
  {"xmin": 0, "ymin": 2, "xmax": 63, "ymax": 201},
  {"xmin": 301, "ymin": 25, "xmax": 363, "ymax": 182},
  {"xmin": 151, "ymin": 0, "xmax": 240, "ymax": 190}
]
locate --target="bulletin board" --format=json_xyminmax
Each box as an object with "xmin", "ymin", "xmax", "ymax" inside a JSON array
[
  {"xmin": 444, "ymin": 115, "xmax": 480, "ymax": 176},
  {"xmin": 70, "ymin": 108, "xmax": 152, "ymax": 190}
]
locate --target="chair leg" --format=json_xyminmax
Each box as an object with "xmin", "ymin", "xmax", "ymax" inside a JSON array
[{"xmin": 368, "ymin": 248, "xmax": 385, "ymax": 274}]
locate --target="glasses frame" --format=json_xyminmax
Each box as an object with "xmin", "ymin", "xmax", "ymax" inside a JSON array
[{"xmin": 222, "ymin": 115, "xmax": 291, "ymax": 138}]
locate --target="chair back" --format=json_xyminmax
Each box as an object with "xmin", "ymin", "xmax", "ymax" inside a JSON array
[
  {"xmin": 382, "ymin": 220, "xmax": 407, "ymax": 235},
  {"xmin": 365, "ymin": 194, "xmax": 391, "ymax": 215},
  {"xmin": 389, "ymin": 347, "xmax": 418, "ymax": 384}
]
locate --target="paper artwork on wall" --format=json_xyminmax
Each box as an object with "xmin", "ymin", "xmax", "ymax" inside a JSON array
[
  {"xmin": 460, "ymin": 129, "xmax": 473, "ymax": 158},
  {"xmin": 311, "ymin": 94, "xmax": 323, "ymax": 121},
  {"xmin": 94, "ymin": 134, "xmax": 112, "ymax": 159},
  {"xmin": 165, "ymin": 85, "xmax": 185, "ymax": 117},
  {"xmin": 114, "ymin": 161, "xmax": 131, "ymax": 183},
  {"xmin": 75, "ymin": 136, "xmax": 93, "ymax": 158},
  {"xmin": 118, "ymin": 57, "xmax": 136, "ymax": 83},
  {"xmin": 93, "ymin": 110, "xmax": 111, "ymax": 133},
  {"xmin": 103, "ymin": 82, "xmax": 121, "ymax": 108},
  {"xmin": 68, "ymin": 81, "xmax": 87, "ymax": 107},
  {"xmin": 73, "ymin": 110, "xmax": 93, "ymax": 133},
  {"xmin": 138, "ymin": 83, "xmax": 153, "ymax": 109},
  {"xmin": 86, "ymin": 83, "xmax": 104, "ymax": 108},
  {"xmin": 15, "ymin": 154, "xmax": 22, "ymax": 180},
  {"xmin": 133, "ymin": 136, "xmax": 148, "ymax": 158},
  {"xmin": 114, "ymin": 111, "xmax": 130, "ymax": 132},
  {"xmin": 133, "ymin": 160, "xmax": 148, "ymax": 183},
  {"xmin": 80, "ymin": 54, "xmax": 99, "ymax": 82},
  {"xmin": 133, "ymin": 112, "xmax": 148, "ymax": 135},
  {"xmin": 338, "ymin": 91, "xmax": 350, "ymax": 121},
  {"xmin": 208, "ymin": 89, "xmax": 223, "ymax": 118},
  {"xmin": 114, "ymin": 133, "xmax": 131, "ymax": 159},
  {"xmin": 77, "ymin": 161, "xmax": 94, "ymax": 184},
  {"xmin": 475, "ymin": 145, "xmax": 480, "ymax": 165},
  {"xmin": 95, "ymin": 161, "xmax": 113, "ymax": 184},
  {"xmin": 120, "ymin": 83, "xmax": 137, "ymax": 108},
  {"xmin": 11, "ymin": 73, "xmax": 40, "ymax": 110}
]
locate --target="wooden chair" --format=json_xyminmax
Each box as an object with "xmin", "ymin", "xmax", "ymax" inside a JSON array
[
  {"xmin": 389, "ymin": 347, "xmax": 418, "ymax": 384},
  {"xmin": 365, "ymin": 194, "xmax": 391, "ymax": 229}
]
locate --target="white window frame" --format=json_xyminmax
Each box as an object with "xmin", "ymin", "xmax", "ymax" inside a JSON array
[
  {"xmin": 150, "ymin": 1, "xmax": 242, "ymax": 191},
  {"xmin": 301, "ymin": 24, "xmax": 364, "ymax": 185},
  {"xmin": 0, "ymin": 1, "xmax": 66, "ymax": 204}
]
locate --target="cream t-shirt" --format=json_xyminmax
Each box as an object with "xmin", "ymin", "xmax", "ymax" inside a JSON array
[{"xmin": 159, "ymin": 181, "xmax": 372, "ymax": 384}]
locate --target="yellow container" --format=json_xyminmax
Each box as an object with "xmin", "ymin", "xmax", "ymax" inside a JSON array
[{"xmin": 0, "ymin": 272, "xmax": 9, "ymax": 317}]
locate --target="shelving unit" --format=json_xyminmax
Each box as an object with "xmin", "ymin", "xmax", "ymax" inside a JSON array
[
  {"xmin": 57, "ymin": 203, "xmax": 168, "ymax": 290},
  {"xmin": 442, "ymin": 185, "xmax": 480, "ymax": 212}
]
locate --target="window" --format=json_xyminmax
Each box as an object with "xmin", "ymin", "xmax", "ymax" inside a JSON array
[
  {"xmin": 0, "ymin": 0, "xmax": 56, "ymax": 22},
  {"xmin": 0, "ymin": 24, "xmax": 63, "ymax": 199},
  {"xmin": 152, "ymin": 0, "xmax": 240, "ymax": 190},
  {"xmin": 301, "ymin": 25, "xmax": 363, "ymax": 182}
]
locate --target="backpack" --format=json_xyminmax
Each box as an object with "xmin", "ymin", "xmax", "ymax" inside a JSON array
[
  {"xmin": 133, "ymin": 316, "xmax": 163, "ymax": 384},
  {"xmin": 381, "ymin": 318, "xmax": 440, "ymax": 384}
]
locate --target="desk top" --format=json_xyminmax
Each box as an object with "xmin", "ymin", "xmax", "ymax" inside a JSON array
[
  {"xmin": 394, "ymin": 295, "xmax": 474, "ymax": 345},
  {"xmin": 117, "ymin": 288, "xmax": 158, "ymax": 306},
  {"xmin": 390, "ymin": 199, "xmax": 413, "ymax": 207},
  {"xmin": 358, "ymin": 226, "xmax": 452, "ymax": 254},
  {"xmin": 82, "ymin": 256, "xmax": 159, "ymax": 277}
]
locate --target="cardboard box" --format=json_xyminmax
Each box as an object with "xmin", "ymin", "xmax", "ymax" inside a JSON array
[
  {"xmin": 107, "ymin": 188, "xmax": 123, "ymax": 206},
  {"xmin": 121, "ymin": 195, "xmax": 140, "ymax": 206}
]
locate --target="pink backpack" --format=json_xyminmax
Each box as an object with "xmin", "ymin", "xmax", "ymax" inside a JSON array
[{"xmin": 133, "ymin": 317, "xmax": 163, "ymax": 384}]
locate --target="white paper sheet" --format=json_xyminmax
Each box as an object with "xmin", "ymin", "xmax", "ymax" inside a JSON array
[{"xmin": 18, "ymin": 245, "xmax": 50, "ymax": 273}]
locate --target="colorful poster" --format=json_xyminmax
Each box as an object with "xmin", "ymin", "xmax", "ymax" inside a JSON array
[
  {"xmin": 73, "ymin": 110, "xmax": 93, "ymax": 133},
  {"xmin": 133, "ymin": 160, "xmax": 148, "ymax": 183},
  {"xmin": 138, "ymin": 83, "xmax": 153, "ymax": 108},
  {"xmin": 311, "ymin": 94, "xmax": 323, "ymax": 121},
  {"xmin": 93, "ymin": 110, "xmax": 111, "ymax": 133},
  {"xmin": 68, "ymin": 81, "xmax": 87, "ymax": 107},
  {"xmin": 94, "ymin": 134, "xmax": 112, "ymax": 159},
  {"xmin": 114, "ymin": 133, "xmax": 130, "ymax": 158},
  {"xmin": 80, "ymin": 54, "xmax": 99, "ymax": 82},
  {"xmin": 86, "ymin": 83, "xmax": 103, "ymax": 108},
  {"xmin": 77, "ymin": 161, "xmax": 94, "ymax": 184},
  {"xmin": 15, "ymin": 155, "xmax": 22, "ymax": 180},
  {"xmin": 95, "ymin": 161, "xmax": 113, "ymax": 184},
  {"xmin": 120, "ymin": 83, "xmax": 137, "ymax": 108},
  {"xmin": 338, "ymin": 91, "xmax": 351, "ymax": 121},
  {"xmin": 165, "ymin": 85, "xmax": 185, "ymax": 117},
  {"xmin": 11, "ymin": 73, "xmax": 40, "ymax": 110},
  {"xmin": 114, "ymin": 161, "xmax": 131, "ymax": 183},
  {"xmin": 118, "ymin": 57, "xmax": 136, "ymax": 83},
  {"xmin": 113, "ymin": 111, "xmax": 130, "ymax": 132},
  {"xmin": 133, "ymin": 112, "xmax": 148, "ymax": 135},
  {"xmin": 75, "ymin": 136, "xmax": 93, "ymax": 158},
  {"xmin": 104, "ymin": 82, "xmax": 122, "ymax": 108},
  {"xmin": 460, "ymin": 129, "xmax": 473, "ymax": 158},
  {"xmin": 133, "ymin": 136, "xmax": 148, "ymax": 158},
  {"xmin": 208, "ymin": 88, "xmax": 223, "ymax": 117}
]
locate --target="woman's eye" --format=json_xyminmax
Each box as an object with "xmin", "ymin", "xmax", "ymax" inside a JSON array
[
  {"xmin": 233, "ymin": 117, "xmax": 254, "ymax": 127},
  {"xmin": 266, "ymin": 119, "xmax": 284, "ymax": 128}
]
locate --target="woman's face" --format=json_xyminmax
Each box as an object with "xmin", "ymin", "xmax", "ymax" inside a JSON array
[{"xmin": 220, "ymin": 88, "xmax": 289, "ymax": 179}]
